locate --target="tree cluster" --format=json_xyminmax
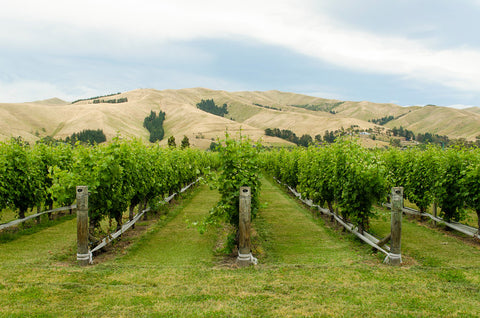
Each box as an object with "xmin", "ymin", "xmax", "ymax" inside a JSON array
[
  {"xmin": 390, "ymin": 126, "xmax": 415, "ymax": 141},
  {"xmin": 72, "ymin": 92, "xmax": 121, "ymax": 104},
  {"xmin": 389, "ymin": 126, "xmax": 463, "ymax": 147},
  {"xmin": 143, "ymin": 110, "xmax": 166, "ymax": 143},
  {"xmin": 369, "ymin": 115, "xmax": 395, "ymax": 125},
  {"xmin": 65, "ymin": 129, "xmax": 107, "ymax": 145},
  {"xmin": 253, "ymin": 103, "xmax": 281, "ymax": 111},
  {"xmin": 322, "ymin": 130, "xmax": 336, "ymax": 143},
  {"xmin": 196, "ymin": 99, "xmax": 228, "ymax": 117},
  {"xmin": 264, "ymin": 128, "xmax": 312, "ymax": 147},
  {"xmin": 416, "ymin": 132, "xmax": 449, "ymax": 146},
  {"xmin": 93, "ymin": 97, "xmax": 128, "ymax": 104},
  {"xmin": 289, "ymin": 103, "xmax": 340, "ymax": 114}
]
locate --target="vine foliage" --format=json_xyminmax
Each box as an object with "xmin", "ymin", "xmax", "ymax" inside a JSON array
[{"xmin": 201, "ymin": 133, "xmax": 261, "ymax": 250}]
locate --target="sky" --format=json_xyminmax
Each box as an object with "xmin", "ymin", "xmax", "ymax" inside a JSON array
[{"xmin": 1, "ymin": 0, "xmax": 480, "ymax": 108}]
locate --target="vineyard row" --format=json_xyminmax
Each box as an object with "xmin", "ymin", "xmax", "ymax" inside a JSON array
[
  {"xmin": 2, "ymin": 137, "xmax": 480, "ymax": 245},
  {"xmin": 261, "ymin": 140, "xmax": 480, "ymax": 233},
  {"xmin": 0, "ymin": 138, "xmax": 218, "ymax": 238}
]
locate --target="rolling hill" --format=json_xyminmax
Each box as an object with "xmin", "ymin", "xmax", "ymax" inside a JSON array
[{"xmin": 0, "ymin": 88, "xmax": 479, "ymax": 148}]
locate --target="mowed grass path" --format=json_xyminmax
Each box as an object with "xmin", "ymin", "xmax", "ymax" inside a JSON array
[
  {"xmin": 258, "ymin": 177, "xmax": 363, "ymax": 265},
  {"xmin": 370, "ymin": 208, "xmax": 480, "ymax": 268},
  {"xmin": 117, "ymin": 184, "xmax": 220, "ymax": 266},
  {"xmin": 0, "ymin": 180, "xmax": 480, "ymax": 317},
  {"xmin": 0, "ymin": 216, "xmax": 76, "ymax": 266}
]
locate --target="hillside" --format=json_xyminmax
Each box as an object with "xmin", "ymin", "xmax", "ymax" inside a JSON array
[
  {"xmin": 465, "ymin": 107, "xmax": 480, "ymax": 115},
  {"xmin": 385, "ymin": 105, "xmax": 480, "ymax": 140},
  {"xmin": 31, "ymin": 98, "xmax": 69, "ymax": 106},
  {"xmin": 0, "ymin": 88, "xmax": 479, "ymax": 147}
]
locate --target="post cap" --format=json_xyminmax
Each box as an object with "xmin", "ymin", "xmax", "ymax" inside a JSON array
[{"xmin": 240, "ymin": 186, "xmax": 251, "ymax": 196}]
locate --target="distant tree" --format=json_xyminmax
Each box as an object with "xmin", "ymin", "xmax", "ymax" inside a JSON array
[
  {"xmin": 168, "ymin": 136, "xmax": 176, "ymax": 148},
  {"xmin": 323, "ymin": 130, "xmax": 335, "ymax": 143},
  {"xmin": 391, "ymin": 127, "xmax": 398, "ymax": 136},
  {"xmin": 209, "ymin": 141, "xmax": 219, "ymax": 151},
  {"xmin": 390, "ymin": 138, "xmax": 401, "ymax": 148},
  {"xmin": 181, "ymin": 135, "xmax": 190, "ymax": 149},
  {"xmin": 424, "ymin": 132, "xmax": 433, "ymax": 143},
  {"xmin": 416, "ymin": 133, "xmax": 424, "ymax": 143},
  {"xmin": 298, "ymin": 134, "xmax": 313, "ymax": 147},
  {"xmin": 315, "ymin": 134, "xmax": 322, "ymax": 143},
  {"xmin": 405, "ymin": 129, "xmax": 414, "ymax": 141}
]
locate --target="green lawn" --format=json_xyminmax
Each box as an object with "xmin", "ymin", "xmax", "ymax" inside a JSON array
[{"xmin": 0, "ymin": 180, "xmax": 480, "ymax": 317}]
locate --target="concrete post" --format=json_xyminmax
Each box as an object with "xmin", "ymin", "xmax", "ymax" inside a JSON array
[
  {"xmin": 237, "ymin": 187, "xmax": 255, "ymax": 267},
  {"xmin": 76, "ymin": 186, "xmax": 89, "ymax": 266},
  {"xmin": 385, "ymin": 187, "xmax": 403, "ymax": 265}
]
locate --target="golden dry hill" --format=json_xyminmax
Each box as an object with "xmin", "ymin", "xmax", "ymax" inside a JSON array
[{"xmin": 1, "ymin": 88, "xmax": 479, "ymax": 147}]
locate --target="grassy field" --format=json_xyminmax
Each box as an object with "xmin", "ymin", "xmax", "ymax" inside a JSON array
[{"xmin": 1, "ymin": 179, "xmax": 480, "ymax": 317}]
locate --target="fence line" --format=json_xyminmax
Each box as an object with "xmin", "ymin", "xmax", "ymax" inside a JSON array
[
  {"xmin": 0, "ymin": 205, "xmax": 77, "ymax": 231},
  {"xmin": 274, "ymin": 178, "xmax": 394, "ymax": 260},
  {"xmin": 383, "ymin": 203, "xmax": 480, "ymax": 240},
  {"xmin": 86, "ymin": 178, "xmax": 200, "ymax": 263}
]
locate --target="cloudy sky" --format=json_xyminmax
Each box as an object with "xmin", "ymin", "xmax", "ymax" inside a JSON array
[{"xmin": 1, "ymin": 0, "xmax": 480, "ymax": 107}]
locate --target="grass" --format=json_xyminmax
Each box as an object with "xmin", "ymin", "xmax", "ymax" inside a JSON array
[
  {"xmin": 0, "ymin": 215, "xmax": 76, "ymax": 266},
  {"xmin": 117, "ymin": 184, "xmax": 220, "ymax": 266},
  {"xmin": 0, "ymin": 214, "xmax": 75, "ymax": 244},
  {"xmin": 369, "ymin": 206, "xmax": 480, "ymax": 268},
  {"xmin": 0, "ymin": 179, "xmax": 480, "ymax": 317},
  {"xmin": 255, "ymin": 177, "xmax": 364, "ymax": 265}
]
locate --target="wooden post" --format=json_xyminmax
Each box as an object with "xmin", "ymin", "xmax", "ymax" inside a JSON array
[
  {"xmin": 385, "ymin": 187, "xmax": 403, "ymax": 265},
  {"xmin": 237, "ymin": 187, "xmax": 255, "ymax": 267},
  {"xmin": 76, "ymin": 186, "xmax": 89, "ymax": 266},
  {"xmin": 433, "ymin": 201, "xmax": 437, "ymax": 226},
  {"xmin": 377, "ymin": 233, "xmax": 391, "ymax": 248}
]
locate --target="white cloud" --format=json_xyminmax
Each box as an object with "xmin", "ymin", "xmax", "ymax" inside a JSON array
[{"xmin": 1, "ymin": 0, "xmax": 480, "ymax": 96}]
